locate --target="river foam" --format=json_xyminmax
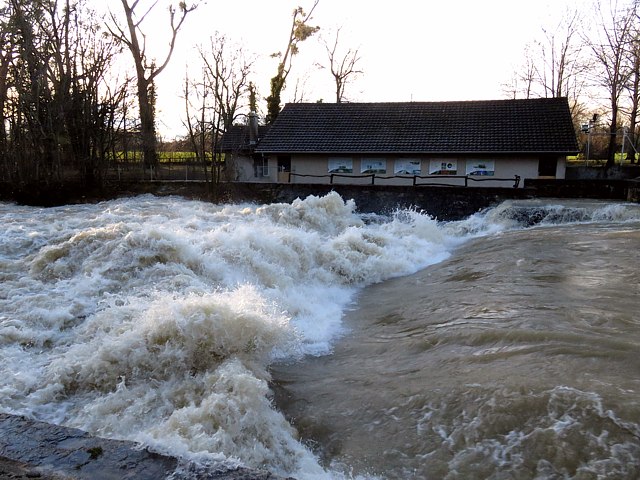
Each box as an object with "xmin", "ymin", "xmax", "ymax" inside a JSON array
[
  {"xmin": 2, "ymin": 193, "xmax": 640, "ymax": 479},
  {"xmin": 0, "ymin": 192, "xmax": 453, "ymax": 478}
]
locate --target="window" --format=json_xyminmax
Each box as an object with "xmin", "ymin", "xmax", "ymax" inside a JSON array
[
  {"xmin": 429, "ymin": 160, "xmax": 457, "ymax": 175},
  {"xmin": 465, "ymin": 160, "xmax": 495, "ymax": 176},
  {"xmin": 394, "ymin": 159, "xmax": 421, "ymax": 175},
  {"xmin": 361, "ymin": 158, "xmax": 387, "ymax": 174},
  {"xmin": 253, "ymin": 158, "xmax": 269, "ymax": 177},
  {"xmin": 328, "ymin": 158, "xmax": 353, "ymax": 173}
]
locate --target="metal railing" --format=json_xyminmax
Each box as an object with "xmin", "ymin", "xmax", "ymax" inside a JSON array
[{"xmin": 288, "ymin": 173, "xmax": 521, "ymax": 188}]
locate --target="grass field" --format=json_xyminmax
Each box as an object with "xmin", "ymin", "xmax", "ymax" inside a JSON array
[{"xmin": 112, "ymin": 151, "xmax": 220, "ymax": 163}]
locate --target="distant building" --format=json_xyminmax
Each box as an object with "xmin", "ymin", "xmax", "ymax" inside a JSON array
[{"xmin": 220, "ymin": 98, "xmax": 578, "ymax": 188}]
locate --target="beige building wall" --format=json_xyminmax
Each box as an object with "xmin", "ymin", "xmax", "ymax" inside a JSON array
[
  {"xmin": 232, "ymin": 155, "xmax": 278, "ymax": 182},
  {"xmin": 282, "ymin": 154, "xmax": 550, "ymax": 188}
]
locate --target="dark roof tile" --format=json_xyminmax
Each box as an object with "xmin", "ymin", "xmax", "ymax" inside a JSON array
[
  {"xmin": 255, "ymin": 98, "xmax": 579, "ymax": 154},
  {"xmin": 219, "ymin": 124, "xmax": 270, "ymax": 153}
]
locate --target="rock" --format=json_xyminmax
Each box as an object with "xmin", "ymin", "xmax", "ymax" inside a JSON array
[{"xmin": 0, "ymin": 414, "xmax": 287, "ymax": 480}]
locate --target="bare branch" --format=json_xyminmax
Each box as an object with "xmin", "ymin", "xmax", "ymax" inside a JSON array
[
  {"xmin": 151, "ymin": 2, "xmax": 197, "ymax": 80},
  {"xmin": 133, "ymin": 0, "xmax": 159, "ymax": 28},
  {"xmin": 323, "ymin": 27, "xmax": 363, "ymax": 103}
]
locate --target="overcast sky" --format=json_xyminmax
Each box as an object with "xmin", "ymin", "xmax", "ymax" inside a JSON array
[{"xmin": 123, "ymin": 0, "xmax": 595, "ymax": 137}]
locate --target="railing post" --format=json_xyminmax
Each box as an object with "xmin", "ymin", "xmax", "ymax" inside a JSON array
[
  {"xmin": 371, "ymin": 174, "xmax": 375, "ymax": 185},
  {"xmin": 330, "ymin": 173, "xmax": 334, "ymax": 184},
  {"xmin": 513, "ymin": 175, "xmax": 521, "ymax": 188},
  {"xmin": 464, "ymin": 176, "xmax": 468, "ymax": 187}
]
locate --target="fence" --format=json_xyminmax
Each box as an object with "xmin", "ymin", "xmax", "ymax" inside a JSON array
[
  {"xmin": 289, "ymin": 173, "xmax": 521, "ymax": 188},
  {"xmin": 107, "ymin": 160, "xmax": 216, "ymax": 182},
  {"xmin": 104, "ymin": 157, "xmax": 521, "ymax": 187}
]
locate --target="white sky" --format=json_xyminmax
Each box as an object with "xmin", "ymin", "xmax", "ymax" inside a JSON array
[{"xmin": 116, "ymin": 0, "xmax": 594, "ymax": 137}]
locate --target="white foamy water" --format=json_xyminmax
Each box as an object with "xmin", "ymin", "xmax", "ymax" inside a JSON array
[
  {"xmin": 0, "ymin": 192, "xmax": 456, "ymax": 478},
  {"xmin": 1, "ymin": 193, "xmax": 639, "ymax": 478}
]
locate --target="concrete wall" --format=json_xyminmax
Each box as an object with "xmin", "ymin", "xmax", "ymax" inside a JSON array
[
  {"xmin": 4, "ymin": 178, "xmax": 636, "ymax": 218},
  {"xmin": 232, "ymin": 155, "xmax": 277, "ymax": 182},
  {"xmin": 227, "ymin": 182, "xmax": 534, "ymax": 220},
  {"xmin": 524, "ymin": 178, "xmax": 634, "ymax": 200},
  {"xmin": 566, "ymin": 164, "xmax": 640, "ymax": 180}
]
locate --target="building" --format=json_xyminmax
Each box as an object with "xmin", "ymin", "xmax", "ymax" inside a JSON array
[{"xmin": 220, "ymin": 98, "xmax": 578, "ymax": 188}]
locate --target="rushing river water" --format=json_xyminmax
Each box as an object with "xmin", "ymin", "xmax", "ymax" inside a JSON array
[{"xmin": 0, "ymin": 193, "xmax": 639, "ymax": 479}]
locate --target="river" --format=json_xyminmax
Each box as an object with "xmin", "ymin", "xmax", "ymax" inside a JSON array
[{"xmin": 0, "ymin": 193, "xmax": 638, "ymax": 479}]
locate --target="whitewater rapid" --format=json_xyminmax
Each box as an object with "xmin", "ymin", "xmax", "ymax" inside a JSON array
[
  {"xmin": 1, "ymin": 193, "xmax": 639, "ymax": 479},
  {"xmin": 0, "ymin": 192, "xmax": 455, "ymax": 478}
]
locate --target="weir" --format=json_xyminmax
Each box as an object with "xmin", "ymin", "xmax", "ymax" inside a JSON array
[
  {"xmin": 1, "ymin": 189, "xmax": 639, "ymax": 479},
  {"xmin": 3, "ymin": 178, "xmax": 637, "ymax": 221}
]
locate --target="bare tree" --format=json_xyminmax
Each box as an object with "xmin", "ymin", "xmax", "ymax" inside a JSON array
[
  {"xmin": 201, "ymin": 34, "xmax": 253, "ymax": 131},
  {"xmin": 503, "ymin": 43, "xmax": 537, "ymax": 100},
  {"xmin": 182, "ymin": 72, "xmax": 207, "ymax": 175},
  {"xmin": 109, "ymin": 0, "xmax": 196, "ymax": 172},
  {"xmin": 0, "ymin": 5, "xmax": 16, "ymax": 174},
  {"xmin": 1, "ymin": 0, "xmax": 129, "ymax": 188},
  {"xmin": 322, "ymin": 27, "xmax": 362, "ymax": 103},
  {"xmin": 537, "ymin": 9, "xmax": 587, "ymax": 99},
  {"xmin": 588, "ymin": 0, "xmax": 636, "ymax": 171},
  {"xmin": 510, "ymin": 6, "xmax": 590, "ymax": 131},
  {"xmin": 265, "ymin": 1, "xmax": 320, "ymax": 124},
  {"xmin": 622, "ymin": 18, "xmax": 640, "ymax": 163},
  {"xmin": 291, "ymin": 76, "xmax": 310, "ymax": 103},
  {"xmin": 184, "ymin": 33, "xmax": 253, "ymax": 196}
]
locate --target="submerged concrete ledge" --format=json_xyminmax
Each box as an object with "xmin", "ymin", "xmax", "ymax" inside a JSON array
[
  {"xmin": 2, "ymin": 178, "xmax": 637, "ymax": 220},
  {"xmin": 0, "ymin": 413, "xmax": 285, "ymax": 480}
]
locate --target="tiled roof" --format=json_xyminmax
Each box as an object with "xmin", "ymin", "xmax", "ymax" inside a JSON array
[
  {"xmin": 219, "ymin": 124, "xmax": 270, "ymax": 153},
  {"xmin": 255, "ymin": 98, "xmax": 578, "ymax": 154}
]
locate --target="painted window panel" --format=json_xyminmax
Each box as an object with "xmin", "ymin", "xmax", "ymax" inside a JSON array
[
  {"xmin": 429, "ymin": 160, "xmax": 458, "ymax": 175},
  {"xmin": 328, "ymin": 158, "xmax": 353, "ymax": 173},
  {"xmin": 361, "ymin": 159, "xmax": 387, "ymax": 174},
  {"xmin": 466, "ymin": 160, "xmax": 495, "ymax": 176},
  {"xmin": 394, "ymin": 159, "xmax": 421, "ymax": 175}
]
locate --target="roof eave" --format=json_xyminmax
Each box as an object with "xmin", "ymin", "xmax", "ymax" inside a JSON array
[{"xmin": 254, "ymin": 150, "xmax": 580, "ymax": 155}]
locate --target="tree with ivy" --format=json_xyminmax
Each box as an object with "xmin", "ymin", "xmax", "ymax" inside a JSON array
[
  {"xmin": 248, "ymin": 82, "xmax": 257, "ymax": 113},
  {"xmin": 265, "ymin": 1, "xmax": 319, "ymax": 124}
]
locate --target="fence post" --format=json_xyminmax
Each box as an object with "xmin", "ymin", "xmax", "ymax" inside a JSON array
[{"xmin": 371, "ymin": 174, "xmax": 375, "ymax": 185}]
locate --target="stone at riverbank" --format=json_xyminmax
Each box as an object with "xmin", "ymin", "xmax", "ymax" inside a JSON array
[{"xmin": 0, "ymin": 414, "xmax": 285, "ymax": 480}]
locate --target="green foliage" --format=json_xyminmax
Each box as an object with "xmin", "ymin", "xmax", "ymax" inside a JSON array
[
  {"xmin": 111, "ymin": 151, "xmax": 222, "ymax": 163},
  {"xmin": 265, "ymin": 2, "xmax": 319, "ymax": 124},
  {"xmin": 248, "ymin": 82, "xmax": 257, "ymax": 112},
  {"xmin": 292, "ymin": 8, "xmax": 320, "ymax": 45},
  {"xmin": 266, "ymin": 76, "xmax": 284, "ymax": 124}
]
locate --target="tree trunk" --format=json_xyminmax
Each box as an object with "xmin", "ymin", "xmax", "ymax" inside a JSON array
[
  {"xmin": 605, "ymin": 102, "xmax": 618, "ymax": 172},
  {"xmin": 137, "ymin": 77, "xmax": 157, "ymax": 172}
]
